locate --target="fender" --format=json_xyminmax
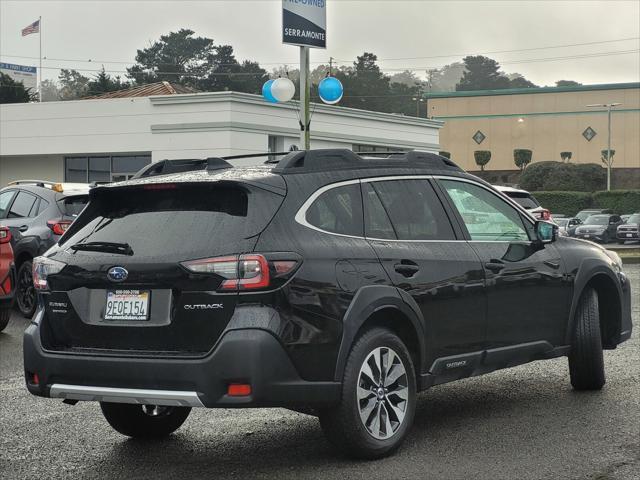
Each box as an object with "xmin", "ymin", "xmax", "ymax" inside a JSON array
[
  {"xmin": 333, "ymin": 284, "xmax": 427, "ymax": 382},
  {"xmin": 564, "ymin": 257, "xmax": 623, "ymax": 345},
  {"xmin": 12, "ymin": 235, "xmax": 45, "ymax": 266}
]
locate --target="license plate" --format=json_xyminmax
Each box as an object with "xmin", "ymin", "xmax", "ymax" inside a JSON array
[
  {"xmin": 627, "ymin": 234, "xmax": 633, "ymax": 238},
  {"xmin": 105, "ymin": 290, "xmax": 149, "ymax": 321},
  {"xmin": 583, "ymin": 234, "xmax": 590, "ymax": 238}
]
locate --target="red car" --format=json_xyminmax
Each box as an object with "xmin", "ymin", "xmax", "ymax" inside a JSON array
[{"xmin": 0, "ymin": 225, "xmax": 15, "ymax": 331}]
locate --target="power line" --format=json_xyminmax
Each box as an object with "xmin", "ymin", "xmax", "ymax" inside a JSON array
[{"xmin": 1, "ymin": 36, "xmax": 638, "ymax": 68}]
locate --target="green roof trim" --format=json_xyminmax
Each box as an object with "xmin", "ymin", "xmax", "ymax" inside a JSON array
[
  {"xmin": 423, "ymin": 82, "xmax": 640, "ymax": 99},
  {"xmin": 433, "ymin": 108, "xmax": 640, "ymax": 121}
]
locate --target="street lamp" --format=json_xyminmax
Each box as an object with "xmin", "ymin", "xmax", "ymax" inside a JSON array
[
  {"xmin": 412, "ymin": 97, "xmax": 425, "ymax": 117},
  {"xmin": 586, "ymin": 102, "xmax": 622, "ymax": 191}
]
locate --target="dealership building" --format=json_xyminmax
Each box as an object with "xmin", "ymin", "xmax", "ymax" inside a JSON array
[
  {"xmin": 426, "ymin": 82, "xmax": 640, "ymax": 187},
  {"xmin": 0, "ymin": 83, "xmax": 442, "ymax": 185}
]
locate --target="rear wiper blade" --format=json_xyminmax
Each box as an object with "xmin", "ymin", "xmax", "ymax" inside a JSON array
[{"xmin": 69, "ymin": 241, "xmax": 133, "ymax": 256}]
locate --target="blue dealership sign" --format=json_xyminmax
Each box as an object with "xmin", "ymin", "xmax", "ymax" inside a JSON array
[{"xmin": 282, "ymin": 0, "xmax": 326, "ymax": 49}]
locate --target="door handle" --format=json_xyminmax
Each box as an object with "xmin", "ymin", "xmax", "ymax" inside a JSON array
[
  {"xmin": 18, "ymin": 225, "xmax": 29, "ymax": 232},
  {"xmin": 485, "ymin": 261, "xmax": 505, "ymax": 273},
  {"xmin": 394, "ymin": 262, "xmax": 420, "ymax": 277}
]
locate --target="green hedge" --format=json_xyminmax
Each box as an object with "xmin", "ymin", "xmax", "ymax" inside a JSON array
[
  {"xmin": 531, "ymin": 190, "xmax": 640, "ymax": 216},
  {"xmin": 520, "ymin": 161, "xmax": 606, "ymax": 192}
]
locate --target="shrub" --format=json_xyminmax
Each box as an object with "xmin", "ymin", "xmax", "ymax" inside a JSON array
[
  {"xmin": 532, "ymin": 191, "xmax": 592, "ymax": 216},
  {"xmin": 474, "ymin": 150, "xmax": 491, "ymax": 171},
  {"xmin": 560, "ymin": 151, "xmax": 572, "ymax": 162},
  {"xmin": 593, "ymin": 190, "xmax": 640, "ymax": 214},
  {"xmin": 520, "ymin": 161, "xmax": 605, "ymax": 192},
  {"xmin": 600, "ymin": 149, "xmax": 616, "ymax": 165},
  {"xmin": 514, "ymin": 149, "xmax": 532, "ymax": 170},
  {"xmin": 439, "ymin": 151, "xmax": 451, "ymax": 159}
]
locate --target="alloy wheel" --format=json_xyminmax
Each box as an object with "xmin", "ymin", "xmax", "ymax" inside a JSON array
[
  {"xmin": 141, "ymin": 405, "xmax": 173, "ymax": 417},
  {"xmin": 17, "ymin": 265, "xmax": 35, "ymax": 315},
  {"xmin": 357, "ymin": 346, "xmax": 409, "ymax": 440}
]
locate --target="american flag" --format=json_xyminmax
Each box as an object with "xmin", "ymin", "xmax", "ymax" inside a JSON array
[{"xmin": 21, "ymin": 19, "xmax": 40, "ymax": 36}]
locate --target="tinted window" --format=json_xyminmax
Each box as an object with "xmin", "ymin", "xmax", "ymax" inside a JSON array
[
  {"xmin": 89, "ymin": 157, "xmax": 111, "ymax": 183},
  {"xmin": 60, "ymin": 185, "xmax": 283, "ymax": 259},
  {"xmin": 306, "ymin": 183, "xmax": 363, "ymax": 236},
  {"xmin": 368, "ymin": 179, "xmax": 455, "ymax": 241},
  {"xmin": 36, "ymin": 199, "xmax": 50, "ymax": 216},
  {"xmin": 0, "ymin": 191, "xmax": 16, "ymax": 218},
  {"xmin": 363, "ymin": 183, "xmax": 396, "ymax": 239},
  {"xmin": 60, "ymin": 196, "xmax": 88, "ymax": 216},
  {"xmin": 7, "ymin": 191, "xmax": 38, "ymax": 218},
  {"xmin": 503, "ymin": 191, "xmax": 539, "ymax": 209},
  {"xmin": 441, "ymin": 180, "xmax": 529, "ymax": 241},
  {"xmin": 66, "ymin": 157, "xmax": 88, "ymax": 182}
]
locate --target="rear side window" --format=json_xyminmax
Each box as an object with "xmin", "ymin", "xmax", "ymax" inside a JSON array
[
  {"xmin": 366, "ymin": 179, "xmax": 455, "ymax": 241},
  {"xmin": 305, "ymin": 183, "xmax": 363, "ymax": 236},
  {"xmin": 504, "ymin": 191, "xmax": 540, "ymax": 209},
  {"xmin": 60, "ymin": 196, "xmax": 88, "ymax": 217},
  {"xmin": 7, "ymin": 191, "xmax": 38, "ymax": 218},
  {"xmin": 60, "ymin": 184, "xmax": 283, "ymax": 259}
]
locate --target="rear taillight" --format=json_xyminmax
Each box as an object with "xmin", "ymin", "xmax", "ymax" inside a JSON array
[
  {"xmin": 33, "ymin": 256, "xmax": 66, "ymax": 290},
  {"xmin": 540, "ymin": 209, "xmax": 551, "ymax": 221},
  {"xmin": 181, "ymin": 253, "xmax": 300, "ymax": 292},
  {"xmin": 0, "ymin": 227, "xmax": 10, "ymax": 244},
  {"xmin": 47, "ymin": 219, "xmax": 72, "ymax": 236}
]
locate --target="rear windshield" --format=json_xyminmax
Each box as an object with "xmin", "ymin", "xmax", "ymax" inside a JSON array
[
  {"xmin": 503, "ymin": 191, "xmax": 540, "ymax": 209},
  {"xmin": 584, "ymin": 215, "xmax": 609, "ymax": 225},
  {"xmin": 60, "ymin": 195, "xmax": 88, "ymax": 217},
  {"xmin": 59, "ymin": 184, "xmax": 282, "ymax": 258}
]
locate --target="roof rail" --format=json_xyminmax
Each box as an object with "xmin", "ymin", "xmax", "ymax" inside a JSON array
[
  {"xmin": 132, "ymin": 157, "xmax": 234, "ymax": 179},
  {"xmin": 7, "ymin": 179, "xmax": 58, "ymax": 188},
  {"xmin": 271, "ymin": 149, "xmax": 463, "ymax": 174}
]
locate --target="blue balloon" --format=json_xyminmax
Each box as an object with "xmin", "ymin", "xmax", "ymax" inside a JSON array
[
  {"xmin": 262, "ymin": 79, "xmax": 277, "ymax": 103},
  {"xmin": 318, "ymin": 76, "xmax": 344, "ymax": 104}
]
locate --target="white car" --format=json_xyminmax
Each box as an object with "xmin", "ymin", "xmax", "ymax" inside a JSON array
[{"xmin": 494, "ymin": 185, "xmax": 551, "ymax": 221}]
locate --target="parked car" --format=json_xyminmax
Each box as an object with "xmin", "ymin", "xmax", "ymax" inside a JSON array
[
  {"xmin": 620, "ymin": 214, "xmax": 631, "ymax": 224},
  {"xmin": 0, "ymin": 225, "xmax": 15, "ymax": 332},
  {"xmin": 574, "ymin": 214, "xmax": 623, "ymax": 243},
  {"xmin": 555, "ymin": 217, "xmax": 582, "ymax": 237},
  {"xmin": 575, "ymin": 209, "xmax": 613, "ymax": 223},
  {"xmin": 494, "ymin": 185, "xmax": 551, "ymax": 220},
  {"xmin": 0, "ymin": 181, "xmax": 89, "ymax": 318},
  {"xmin": 617, "ymin": 212, "xmax": 640, "ymax": 244},
  {"xmin": 24, "ymin": 150, "xmax": 632, "ymax": 459}
]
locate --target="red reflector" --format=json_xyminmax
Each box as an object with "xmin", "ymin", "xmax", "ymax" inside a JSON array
[
  {"xmin": 227, "ymin": 383, "xmax": 251, "ymax": 397},
  {"xmin": 30, "ymin": 373, "xmax": 40, "ymax": 385},
  {"xmin": 2, "ymin": 276, "xmax": 11, "ymax": 295},
  {"xmin": 273, "ymin": 260, "xmax": 297, "ymax": 276}
]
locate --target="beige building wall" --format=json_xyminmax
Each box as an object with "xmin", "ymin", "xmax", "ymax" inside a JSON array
[
  {"xmin": 429, "ymin": 85, "xmax": 640, "ymax": 172},
  {"xmin": 0, "ymin": 155, "xmax": 64, "ymax": 186}
]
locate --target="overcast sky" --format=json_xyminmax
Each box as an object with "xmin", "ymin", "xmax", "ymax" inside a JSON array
[{"xmin": 1, "ymin": 0, "xmax": 639, "ymax": 86}]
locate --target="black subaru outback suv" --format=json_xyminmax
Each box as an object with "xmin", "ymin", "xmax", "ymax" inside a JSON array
[{"xmin": 24, "ymin": 150, "xmax": 632, "ymax": 459}]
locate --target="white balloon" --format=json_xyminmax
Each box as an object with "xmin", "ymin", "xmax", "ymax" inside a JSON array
[{"xmin": 271, "ymin": 77, "xmax": 296, "ymax": 102}]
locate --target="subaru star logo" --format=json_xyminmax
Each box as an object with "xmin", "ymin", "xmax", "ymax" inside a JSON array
[{"xmin": 107, "ymin": 266, "xmax": 128, "ymax": 282}]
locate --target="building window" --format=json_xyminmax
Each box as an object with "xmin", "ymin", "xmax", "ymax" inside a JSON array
[{"xmin": 64, "ymin": 155, "xmax": 151, "ymax": 183}]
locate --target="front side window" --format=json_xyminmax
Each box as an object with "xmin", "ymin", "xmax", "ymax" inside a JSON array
[
  {"xmin": 440, "ymin": 180, "xmax": 529, "ymax": 242},
  {"xmin": 7, "ymin": 191, "xmax": 38, "ymax": 219},
  {"xmin": 366, "ymin": 179, "xmax": 455, "ymax": 241},
  {"xmin": 305, "ymin": 183, "xmax": 363, "ymax": 237}
]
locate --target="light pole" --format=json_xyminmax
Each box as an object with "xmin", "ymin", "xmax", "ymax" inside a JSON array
[
  {"xmin": 586, "ymin": 102, "xmax": 622, "ymax": 191},
  {"xmin": 412, "ymin": 97, "xmax": 425, "ymax": 117}
]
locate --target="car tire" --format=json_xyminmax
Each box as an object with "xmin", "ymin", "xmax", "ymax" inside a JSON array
[
  {"xmin": 617, "ymin": 240, "xmax": 625, "ymax": 245},
  {"xmin": 0, "ymin": 308, "xmax": 10, "ymax": 332},
  {"xmin": 568, "ymin": 288, "xmax": 605, "ymax": 391},
  {"xmin": 100, "ymin": 403, "xmax": 191, "ymax": 438},
  {"xmin": 601, "ymin": 232, "xmax": 610, "ymax": 244},
  {"xmin": 318, "ymin": 327, "xmax": 417, "ymax": 459},
  {"xmin": 16, "ymin": 260, "xmax": 36, "ymax": 319}
]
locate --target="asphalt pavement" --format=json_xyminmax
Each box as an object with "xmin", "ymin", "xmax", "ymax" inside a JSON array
[{"xmin": 1, "ymin": 265, "xmax": 638, "ymax": 480}]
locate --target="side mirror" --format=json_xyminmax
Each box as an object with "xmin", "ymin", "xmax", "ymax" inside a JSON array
[{"xmin": 535, "ymin": 220, "xmax": 557, "ymax": 244}]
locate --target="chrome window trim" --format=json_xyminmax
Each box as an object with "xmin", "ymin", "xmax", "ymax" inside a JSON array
[{"xmin": 49, "ymin": 384, "xmax": 205, "ymax": 407}]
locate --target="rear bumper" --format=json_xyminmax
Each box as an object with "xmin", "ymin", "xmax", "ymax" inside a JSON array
[
  {"xmin": 24, "ymin": 310, "xmax": 340, "ymax": 408},
  {"xmin": 0, "ymin": 264, "xmax": 16, "ymax": 308},
  {"xmin": 617, "ymin": 231, "xmax": 639, "ymax": 240}
]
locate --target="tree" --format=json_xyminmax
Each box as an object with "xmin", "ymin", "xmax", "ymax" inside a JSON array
[
  {"xmin": 556, "ymin": 80, "xmax": 582, "ymax": 87},
  {"xmin": 389, "ymin": 70, "xmax": 421, "ymax": 88},
  {"xmin": 127, "ymin": 29, "xmax": 215, "ymax": 87},
  {"xmin": 456, "ymin": 56, "xmax": 511, "ymax": 91},
  {"xmin": 514, "ymin": 149, "xmax": 533, "ymax": 170},
  {"xmin": 560, "ymin": 151, "xmax": 572, "ymax": 162},
  {"xmin": 87, "ymin": 66, "xmax": 128, "ymax": 95},
  {"xmin": 198, "ymin": 45, "xmax": 267, "ymax": 94},
  {"xmin": 40, "ymin": 79, "xmax": 60, "ymax": 101},
  {"xmin": 58, "ymin": 69, "xmax": 90, "ymax": 100},
  {"xmin": 426, "ymin": 62, "xmax": 466, "ymax": 92},
  {"xmin": 0, "ymin": 73, "xmax": 34, "ymax": 103},
  {"xmin": 601, "ymin": 149, "xmax": 616, "ymax": 169},
  {"xmin": 335, "ymin": 52, "xmax": 391, "ymax": 113},
  {"xmin": 508, "ymin": 74, "xmax": 538, "ymax": 89},
  {"xmin": 474, "ymin": 150, "xmax": 491, "ymax": 171}
]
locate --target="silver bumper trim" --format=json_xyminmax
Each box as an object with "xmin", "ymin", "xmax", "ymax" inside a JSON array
[{"xmin": 49, "ymin": 384, "xmax": 204, "ymax": 407}]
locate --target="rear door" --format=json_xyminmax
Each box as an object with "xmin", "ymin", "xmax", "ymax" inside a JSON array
[
  {"xmin": 362, "ymin": 178, "xmax": 487, "ymax": 367},
  {"xmin": 42, "ymin": 182, "xmax": 284, "ymax": 355},
  {"xmin": 436, "ymin": 178, "xmax": 570, "ymax": 348}
]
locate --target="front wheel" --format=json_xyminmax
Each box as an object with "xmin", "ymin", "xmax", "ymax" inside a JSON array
[
  {"xmin": 568, "ymin": 288, "xmax": 605, "ymax": 390},
  {"xmin": 16, "ymin": 260, "xmax": 36, "ymax": 318},
  {"xmin": 319, "ymin": 328, "xmax": 416, "ymax": 459},
  {"xmin": 100, "ymin": 403, "xmax": 191, "ymax": 438}
]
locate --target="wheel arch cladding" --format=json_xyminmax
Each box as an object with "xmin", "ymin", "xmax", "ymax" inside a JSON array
[
  {"xmin": 334, "ymin": 285, "xmax": 426, "ymax": 382},
  {"xmin": 567, "ymin": 260, "xmax": 622, "ymax": 349}
]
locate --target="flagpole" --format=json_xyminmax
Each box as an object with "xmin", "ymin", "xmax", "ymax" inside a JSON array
[{"xmin": 38, "ymin": 16, "xmax": 42, "ymax": 102}]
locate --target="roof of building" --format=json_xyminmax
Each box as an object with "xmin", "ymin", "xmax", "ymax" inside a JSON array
[
  {"xmin": 424, "ymin": 82, "xmax": 640, "ymax": 99},
  {"xmin": 84, "ymin": 81, "xmax": 197, "ymax": 99}
]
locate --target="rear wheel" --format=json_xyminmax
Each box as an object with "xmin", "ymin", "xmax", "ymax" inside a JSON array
[
  {"xmin": 16, "ymin": 260, "xmax": 36, "ymax": 318},
  {"xmin": 319, "ymin": 328, "xmax": 416, "ymax": 459},
  {"xmin": 617, "ymin": 240, "xmax": 626, "ymax": 245},
  {"xmin": 568, "ymin": 288, "xmax": 605, "ymax": 390},
  {"xmin": 0, "ymin": 308, "xmax": 10, "ymax": 332},
  {"xmin": 601, "ymin": 232, "xmax": 610, "ymax": 244},
  {"xmin": 100, "ymin": 403, "xmax": 191, "ymax": 438}
]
